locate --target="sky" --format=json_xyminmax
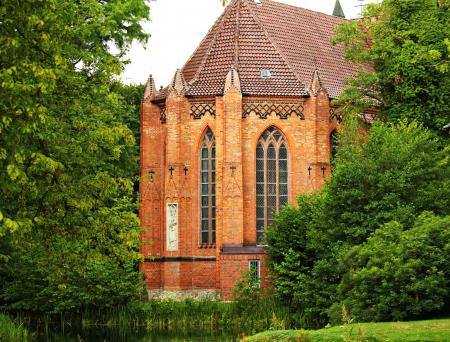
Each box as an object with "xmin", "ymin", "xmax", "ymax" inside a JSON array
[{"xmin": 121, "ymin": 0, "xmax": 377, "ymax": 87}]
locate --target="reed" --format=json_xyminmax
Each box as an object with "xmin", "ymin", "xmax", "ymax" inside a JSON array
[
  {"xmin": 77, "ymin": 296, "xmax": 293, "ymax": 333},
  {"xmin": 0, "ymin": 313, "xmax": 29, "ymax": 342},
  {"xmin": 12, "ymin": 294, "xmax": 296, "ymax": 339}
]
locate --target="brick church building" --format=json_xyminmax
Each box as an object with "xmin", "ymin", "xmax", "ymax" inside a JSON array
[{"xmin": 139, "ymin": 0, "xmax": 359, "ymax": 300}]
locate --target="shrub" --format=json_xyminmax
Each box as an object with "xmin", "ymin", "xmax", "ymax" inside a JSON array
[
  {"xmin": 266, "ymin": 120, "xmax": 450, "ymax": 325},
  {"xmin": 324, "ymin": 120, "xmax": 450, "ymax": 246},
  {"xmin": 333, "ymin": 212, "xmax": 450, "ymax": 322}
]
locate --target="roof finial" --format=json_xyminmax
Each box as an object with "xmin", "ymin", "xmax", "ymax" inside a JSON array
[
  {"xmin": 169, "ymin": 69, "xmax": 188, "ymax": 95},
  {"xmin": 310, "ymin": 69, "xmax": 322, "ymax": 96},
  {"xmin": 224, "ymin": 67, "xmax": 241, "ymax": 94},
  {"xmin": 143, "ymin": 74, "xmax": 156, "ymax": 100},
  {"xmin": 333, "ymin": 0, "xmax": 345, "ymax": 18}
]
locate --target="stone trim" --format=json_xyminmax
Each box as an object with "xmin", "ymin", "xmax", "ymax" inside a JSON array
[
  {"xmin": 147, "ymin": 289, "xmax": 220, "ymax": 301},
  {"xmin": 220, "ymin": 245, "xmax": 266, "ymax": 254}
]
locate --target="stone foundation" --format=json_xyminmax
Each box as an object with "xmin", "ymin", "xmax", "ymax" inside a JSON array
[{"xmin": 147, "ymin": 289, "xmax": 220, "ymax": 301}]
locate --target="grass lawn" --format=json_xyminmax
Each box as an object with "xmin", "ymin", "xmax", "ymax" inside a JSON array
[{"xmin": 243, "ymin": 319, "xmax": 450, "ymax": 341}]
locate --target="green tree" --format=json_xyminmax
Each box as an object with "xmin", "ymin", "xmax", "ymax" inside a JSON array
[
  {"xmin": 266, "ymin": 194, "xmax": 332, "ymax": 328},
  {"xmin": 333, "ymin": 212, "xmax": 450, "ymax": 322},
  {"xmin": 324, "ymin": 120, "xmax": 450, "ymax": 246},
  {"xmin": 332, "ymin": 0, "xmax": 450, "ymax": 133},
  {"xmin": 0, "ymin": 0, "xmax": 149, "ymax": 311},
  {"xmin": 266, "ymin": 120, "xmax": 450, "ymax": 325},
  {"xmin": 110, "ymin": 82, "xmax": 145, "ymax": 199}
]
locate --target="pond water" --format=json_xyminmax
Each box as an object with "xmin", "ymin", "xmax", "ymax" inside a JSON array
[{"xmin": 36, "ymin": 326, "xmax": 243, "ymax": 341}]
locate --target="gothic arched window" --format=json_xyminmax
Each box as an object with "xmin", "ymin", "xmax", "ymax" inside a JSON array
[
  {"xmin": 256, "ymin": 126, "xmax": 288, "ymax": 244},
  {"xmin": 200, "ymin": 128, "xmax": 216, "ymax": 245}
]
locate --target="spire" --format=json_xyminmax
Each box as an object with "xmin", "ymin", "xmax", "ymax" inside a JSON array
[
  {"xmin": 333, "ymin": 0, "xmax": 345, "ymax": 18},
  {"xmin": 143, "ymin": 74, "xmax": 156, "ymax": 100},
  {"xmin": 224, "ymin": 67, "xmax": 241, "ymax": 94},
  {"xmin": 169, "ymin": 69, "xmax": 188, "ymax": 95}
]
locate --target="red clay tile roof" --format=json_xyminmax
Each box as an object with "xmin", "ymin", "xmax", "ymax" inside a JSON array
[
  {"xmin": 165, "ymin": 0, "xmax": 362, "ymax": 99},
  {"xmin": 252, "ymin": 0, "xmax": 360, "ymax": 98}
]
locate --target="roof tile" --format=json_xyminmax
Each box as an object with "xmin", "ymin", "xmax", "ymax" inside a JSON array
[{"xmin": 171, "ymin": 0, "xmax": 363, "ymax": 99}]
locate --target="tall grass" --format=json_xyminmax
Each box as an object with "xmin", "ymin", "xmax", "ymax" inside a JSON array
[
  {"xmin": 13, "ymin": 292, "xmax": 297, "ymax": 338},
  {"xmin": 79, "ymin": 296, "xmax": 293, "ymax": 333},
  {"xmin": 0, "ymin": 313, "xmax": 29, "ymax": 342}
]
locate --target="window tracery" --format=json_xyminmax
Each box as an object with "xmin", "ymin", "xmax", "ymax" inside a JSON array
[
  {"xmin": 256, "ymin": 126, "xmax": 288, "ymax": 244},
  {"xmin": 200, "ymin": 128, "xmax": 216, "ymax": 245}
]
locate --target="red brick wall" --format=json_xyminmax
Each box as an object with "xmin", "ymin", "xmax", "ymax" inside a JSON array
[
  {"xmin": 140, "ymin": 261, "xmax": 161, "ymax": 288},
  {"xmin": 220, "ymin": 253, "xmax": 269, "ymax": 301},
  {"xmin": 139, "ymin": 86, "xmax": 331, "ymax": 299}
]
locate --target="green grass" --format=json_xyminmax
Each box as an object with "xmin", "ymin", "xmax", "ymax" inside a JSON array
[
  {"xmin": 0, "ymin": 313, "xmax": 29, "ymax": 342},
  {"xmin": 244, "ymin": 319, "xmax": 450, "ymax": 342}
]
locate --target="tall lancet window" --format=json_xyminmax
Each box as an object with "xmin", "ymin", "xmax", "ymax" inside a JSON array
[
  {"xmin": 256, "ymin": 126, "xmax": 288, "ymax": 244},
  {"xmin": 200, "ymin": 128, "xmax": 216, "ymax": 245}
]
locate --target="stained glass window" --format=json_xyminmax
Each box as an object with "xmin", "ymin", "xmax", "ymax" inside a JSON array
[
  {"xmin": 256, "ymin": 126, "xmax": 289, "ymax": 244},
  {"xmin": 200, "ymin": 128, "xmax": 216, "ymax": 244}
]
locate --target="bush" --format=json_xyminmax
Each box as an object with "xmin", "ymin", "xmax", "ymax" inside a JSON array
[
  {"xmin": 266, "ymin": 120, "xmax": 450, "ymax": 325},
  {"xmin": 333, "ymin": 212, "xmax": 450, "ymax": 322},
  {"xmin": 266, "ymin": 193, "xmax": 335, "ymax": 328},
  {"xmin": 324, "ymin": 120, "xmax": 450, "ymax": 246},
  {"xmin": 0, "ymin": 235, "xmax": 144, "ymax": 313}
]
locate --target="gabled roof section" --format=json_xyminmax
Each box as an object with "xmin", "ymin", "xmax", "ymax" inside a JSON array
[
  {"xmin": 182, "ymin": 9, "xmax": 227, "ymax": 83},
  {"xmin": 176, "ymin": 0, "xmax": 361, "ymax": 99},
  {"xmin": 185, "ymin": 0, "xmax": 305, "ymax": 97},
  {"xmin": 251, "ymin": 0, "xmax": 360, "ymax": 99}
]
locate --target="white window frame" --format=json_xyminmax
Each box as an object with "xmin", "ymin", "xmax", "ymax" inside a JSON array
[{"xmin": 248, "ymin": 259, "xmax": 261, "ymax": 288}]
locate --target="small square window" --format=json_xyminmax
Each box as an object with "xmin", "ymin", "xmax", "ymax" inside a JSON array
[
  {"xmin": 248, "ymin": 260, "xmax": 261, "ymax": 287},
  {"xmin": 260, "ymin": 69, "xmax": 271, "ymax": 78}
]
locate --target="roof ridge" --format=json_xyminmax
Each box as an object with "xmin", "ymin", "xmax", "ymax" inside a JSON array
[
  {"xmin": 243, "ymin": 0, "xmax": 306, "ymax": 90},
  {"xmin": 233, "ymin": 0, "xmax": 241, "ymax": 69},
  {"xmin": 181, "ymin": 0, "xmax": 237, "ymax": 85},
  {"xmin": 262, "ymin": 0, "xmax": 349, "ymax": 21}
]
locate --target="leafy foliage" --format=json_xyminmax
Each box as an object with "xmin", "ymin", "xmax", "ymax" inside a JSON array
[
  {"xmin": 232, "ymin": 270, "xmax": 265, "ymax": 317},
  {"xmin": 332, "ymin": 0, "xmax": 450, "ymax": 133},
  {"xmin": 324, "ymin": 120, "xmax": 450, "ymax": 246},
  {"xmin": 266, "ymin": 194, "xmax": 335, "ymax": 328},
  {"xmin": 266, "ymin": 120, "xmax": 450, "ymax": 324},
  {"xmin": 333, "ymin": 212, "xmax": 450, "ymax": 322},
  {"xmin": 0, "ymin": 0, "xmax": 149, "ymax": 312}
]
